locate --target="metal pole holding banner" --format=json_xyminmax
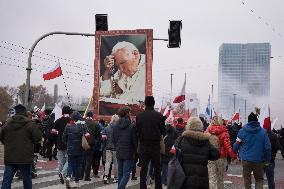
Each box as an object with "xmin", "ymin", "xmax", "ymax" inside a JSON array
[
  {"xmin": 83, "ymin": 96, "xmax": 93, "ymax": 118},
  {"xmin": 25, "ymin": 31, "xmax": 96, "ymax": 110}
]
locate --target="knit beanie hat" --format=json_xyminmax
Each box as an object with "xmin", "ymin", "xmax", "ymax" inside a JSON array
[
  {"xmin": 71, "ymin": 111, "xmax": 82, "ymax": 121},
  {"xmin": 186, "ymin": 117, "xmax": 204, "ymax": 132},
  {"xmin": 14, "ymin": 104, "xmax": 27, "ymax": 115},
  {"xmin": 248, "ymin": 112, "xmax": 258, "ymax": 122},
  {"xmin": 62, "ymin": 106, "xmax": 72, "ymax": 115},
  {"xmin": 86, "ymin": 111, "xmax": 93, "ymax": 118}
]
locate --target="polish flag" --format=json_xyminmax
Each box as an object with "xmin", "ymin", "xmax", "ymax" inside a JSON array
[
  {"xmin": 231, "ymin": 111, "xmax": 240, "ymax": 122},
  {"xmin": 173, "ymin": 78, "xmax": 186, "ymax": 103},
  {"xmin": 43, "ymin": 63, "xmax": 62, "ymax": 81},
  {"xmin": 40, "ymin": 103, "xmax": 46, "ymax": 118},
  {"xmin": 163, "ymin": 106, "xmax": 172, "ymax": 118},
  {"xmin": 259, "ymin": 104, "xmax": 270, "ymax": 128},
  {"xmin": 165, "ymin": 110, "xmax": 174, "ymax": 125}
]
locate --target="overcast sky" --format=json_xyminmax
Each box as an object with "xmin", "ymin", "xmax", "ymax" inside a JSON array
[{"xmin": 0, "ymin": 0, "xmax": 283, "ymax": 124}]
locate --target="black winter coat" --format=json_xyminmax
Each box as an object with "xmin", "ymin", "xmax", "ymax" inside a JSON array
[
  {"xmin": 136, "ymin": 107, "xmax": 165, "ymax": 146},
  {"xmin": 0, "ymin": 114, "xmax": 42, "ymax": 164},
  {"xmin": 179, "ymin": 130, "xmax": 220, "ymax": 189},
  {"xmin": 54, "ymin": 116, "xmax": 71, "ymax": 150},
  {"xmin": 63, "ymin": 121, "xmax": 88, "ymax": 156},
  {"xmin": 162, "ymin": 125, "xmax": 177, "ymax": 163},
  {"xmin": 113, "ymin": 117, "xmax": 136, "ymax": 160},
  {"xmin": 227, "ymin": 123, "xmax": 242, "ymax": 147},
  {"xmin": 267, "ymin": 131, "xmax": 280, "ymax": 163}
]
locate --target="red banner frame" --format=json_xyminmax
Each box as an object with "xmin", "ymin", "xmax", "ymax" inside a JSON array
[{"xmin": 93, "ymin": 29, "xmax": 153, "ymax": 121}]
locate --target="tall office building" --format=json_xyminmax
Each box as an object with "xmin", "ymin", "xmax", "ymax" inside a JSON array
[{"xmin": 218, "ymin": 43, "xmax": 271, "ymax": 122}]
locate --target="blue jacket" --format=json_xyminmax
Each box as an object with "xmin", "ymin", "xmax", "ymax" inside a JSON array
[{"xmin": 233, "ymin": 121, "xmax": 271, "ymax": 162}]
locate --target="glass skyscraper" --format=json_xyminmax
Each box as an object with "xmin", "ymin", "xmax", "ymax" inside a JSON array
[{"xmin": 218, "ymin": 43, "xmax": 271, "ymax": 122}]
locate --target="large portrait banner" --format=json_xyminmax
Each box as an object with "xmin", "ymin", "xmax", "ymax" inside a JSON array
[{"xmin": 94, "ymin": 29, "xmax": 153, "ymax": 120}]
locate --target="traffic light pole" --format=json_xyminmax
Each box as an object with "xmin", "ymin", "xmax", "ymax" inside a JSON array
[
  {"xmin": 25, "ymin": 33, "xmax": 169, "ymax": 110},
  {"xmin": 24, "ymin": 31, "xmax": 95, "ymax": 110}
]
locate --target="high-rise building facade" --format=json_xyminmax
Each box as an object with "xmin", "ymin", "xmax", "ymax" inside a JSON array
[{"xmin": 218, "ymin": 43, "xmax": 271, "ymax": 122}]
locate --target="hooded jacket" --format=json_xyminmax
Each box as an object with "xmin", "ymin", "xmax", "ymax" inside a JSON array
[
  {"xmin": 207, "ymin": 125, "xmax": 237, "ymax": 159},
  {"xmin": 63, "ymin": 120, "xmax": 88, "ymax": 156},
  {"xmin": 179, "ymin": 130, "xmax": 220, "ymax": 189},
  {"xmin": 0, "ymin": 114, "xmax": 42, "ymax": 164},
  {"xmin": 233, "ymin": 121, "xmax": 271, "ymax": 162},
  {"xmin": 103, "ymin": 122, "xmax": 116, "ymax": 150},
  {"xmin": 113, "ymin": 117, "xmax": 136, "ymax": 160}
]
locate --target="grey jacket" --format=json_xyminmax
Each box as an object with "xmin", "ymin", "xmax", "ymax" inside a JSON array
[{"xmin": 103, "ymin": 123, "xmax": 115, "ymax": 150}]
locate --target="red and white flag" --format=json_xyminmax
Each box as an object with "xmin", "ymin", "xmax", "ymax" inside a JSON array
[
  {"xmin": 40, "ymin": 103, "xmax": 46, "ymax": 118},
  {"xmin": 231, "ymin": 111, "xmax": 240, "ymax": 123},
  {"xmin": 259, "ymin": 104, "xmax": 270, "ymax": 128},
  {"xmin": 43, "ymin": 62, "xmax": 62, "ymax": 81},
  {"xmin": 163, "ymin": 106, "xmax": 172, "ymax": 118},
  {"xmin": 173, "ymin": 78, "xmax": 186, "ymax": 103}
]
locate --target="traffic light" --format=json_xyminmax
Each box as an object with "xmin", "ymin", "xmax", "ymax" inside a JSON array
[
  {"xmin": 168, "ymin": 20, "xmax": 182, "ymax": 48},
  {"xmin": 95, "ymin": 14, "xmax": 108, "ymax": 31}
]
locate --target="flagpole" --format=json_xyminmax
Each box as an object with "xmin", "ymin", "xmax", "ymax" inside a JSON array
[
  {"xmin": 211, "ymin": 84, "xmax": 213, "ymax": 119},
  {"xmin": 245, "ymin": 99, "xmax": 247, "ymax": 124},
  {"xmin": 185, "ymin": 73, "xmax": 187, "ymax": 115},
  {"xmin": 268, "ymin": 104, "xmax": 271, "ymax": 122},
  {"xmin": 83, "ymin": 96, "xmax": 93, "ymax": 118}
]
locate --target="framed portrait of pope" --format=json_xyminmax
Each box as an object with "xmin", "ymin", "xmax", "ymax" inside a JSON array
[{"xmin": 93, "ymin": 29, "xmax": 153, "ymax": 120}]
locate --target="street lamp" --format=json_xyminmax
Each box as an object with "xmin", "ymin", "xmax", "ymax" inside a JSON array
[
  {"xmin": 233, "ymin": 93, "xmax": 237, "ymax": 113},
  {"xmin": 24, "ymin": 31, "xmax": 96, "ymax": 110}
]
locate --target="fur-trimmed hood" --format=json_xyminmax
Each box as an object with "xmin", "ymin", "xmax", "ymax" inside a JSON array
[{"xmin": 182, "ymin": 130, "xmax": 211, "ymax": 141}]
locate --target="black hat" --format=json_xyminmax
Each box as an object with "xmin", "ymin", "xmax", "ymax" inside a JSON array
[
  {"xmin": 71, "ymin": 111, "xmax": 82, "ymax": 121},
  {"xmin": 62, "ymin": 106, "xmax": 72, "ymax": 115},
  {"xmin": 248, "ymin": 112, "xmax": 258, "ymax": 122},
  {"xmin": 144, "ymin": 96, "xmax": 155, "ymax": 107},
  {"xmin": 14, "ymin": 104, "xmax": 27, "ymax": 114},
  {"xmin": 86, "ymin": 111, "xmax": 93, "ymax": 118}
]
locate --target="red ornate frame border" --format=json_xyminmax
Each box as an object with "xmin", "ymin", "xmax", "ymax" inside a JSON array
[{"xmin": 93, "ymin": 29, "xmax": 153, "ymax": 121}]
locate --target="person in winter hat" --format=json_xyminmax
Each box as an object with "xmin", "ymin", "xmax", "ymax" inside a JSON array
[
  {"xmin": 262, "ymin": 118, "xmax": 280, "ymax": 189},
  {"xmin": 161, "ymin": 123, "xmax": 177, "ymax": 186},
  {"xmin": 206, "ymin": 116, "xmax": 237, "ymax": 189},
  {"xmin": 83, "ymin": 111, "xmax": 100, "ymax": 181},
  {"xmin": 175, "ymin": 117, "xmax": 186, "ymax": 137},
  {"xmin": 0, "ymin": 104, "xmax": 42, "ymax": 189},
  {"xmin": 233, "ymin": 112, "xmax": 271, "ymax": 189},
  {"xmin": 102, "ymin": 114, "xmax": 119, "ymax": 184},
  {"xmin": 113, "ymin": 106, "xmax": 137, "ymax": 189},
  {"xmin": 169, "ymin": 117, "xmax": 219, "ymax": 189},
  {"xmin": 64, "ymin": 111, "xmax": 89, "ymax": 188},
  {"xmin": 53, "ymin": 105, "xmax": 72, "ymax": 184}
]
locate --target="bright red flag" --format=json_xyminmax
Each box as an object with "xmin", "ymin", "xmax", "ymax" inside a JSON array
[
  {"xmin": 231, "ymin": 111, "xmax": 240, "ymax": 122},
  {"xmin": 43, "ymin": 63, "xmax": 62, "ymax": 81}
]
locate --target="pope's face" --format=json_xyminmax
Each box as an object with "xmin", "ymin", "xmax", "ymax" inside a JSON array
[{"xmin": 113, "ymin": 48, "xmax": 139, "ymax": 77}]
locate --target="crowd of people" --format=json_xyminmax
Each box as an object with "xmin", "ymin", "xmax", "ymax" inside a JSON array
[{"xmin": 0, "ymin": 96, "xmax": 284, "ymax": 189}]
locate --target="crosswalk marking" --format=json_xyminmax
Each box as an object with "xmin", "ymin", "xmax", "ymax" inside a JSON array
[{"xmin": 0, "ymin": 169, "xmax": 140, "ymax": 189}]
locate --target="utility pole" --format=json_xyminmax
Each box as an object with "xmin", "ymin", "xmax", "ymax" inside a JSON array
[
  {"xmin": 211, "ymin": 84, "xmax": 214, "ymax": 119},
  {"xmin": 24, "ymin": 31, "xmax": 96, "ymax": 110},
  {"xmin": 245, "ymin": 99, "xmax": 247, "ymax": 124},
  {"xmin": 170, "ymin": 73, "xmax": 174, "ymax": 102},
  {"xmin": 233, "ymin": 94, "xmax": 236, "ymax": 113}
]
